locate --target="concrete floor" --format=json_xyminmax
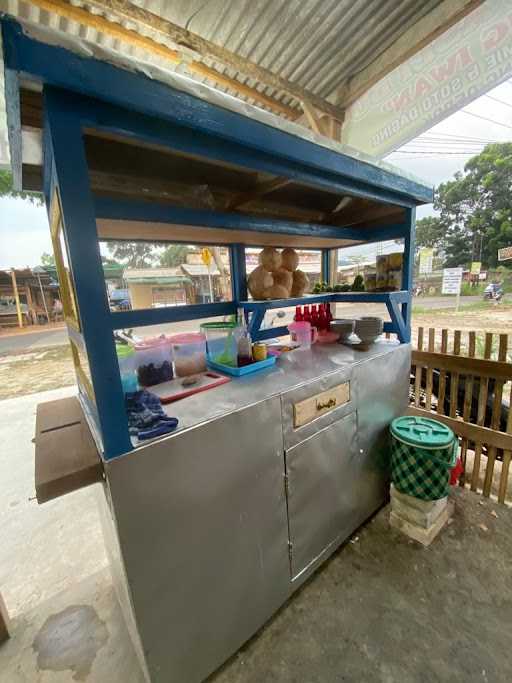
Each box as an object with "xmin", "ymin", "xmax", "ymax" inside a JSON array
[{"xmin": 1, "ymin": 389, "xmax": 512, "ymax": 683}]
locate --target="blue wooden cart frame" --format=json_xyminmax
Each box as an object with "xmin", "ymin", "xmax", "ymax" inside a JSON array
[{"xmin": 1, "ymin": 17, "xmax": 431, "ymax": 460}]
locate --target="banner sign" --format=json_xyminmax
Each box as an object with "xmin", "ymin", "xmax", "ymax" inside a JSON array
[
  {"xmin": 470, "ymin": 261, "xmax": 482, "ymax": 274},
  {"xmin": 442, "ymin": 267, "xmax": 463, "ymax": 295},
  {"xmin": 343, "ymin": 0, "xmax": 512, "ymax": 157},
  {"xmin": 419, "ymin": 248, "xmax": 434, "ymax": 274}
]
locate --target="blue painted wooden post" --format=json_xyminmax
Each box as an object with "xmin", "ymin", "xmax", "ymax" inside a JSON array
[
  {"xmin": 321, "ymin": 249, "xmax": 330, "ymax": 284},
  {"xmin": 230, "ymin": 244, "xmax": 247, "ymax": 304},
  {"xmin": 44, "ymin": 87, "xmax": 132, "ymax": 459},
  {"xmin": 401, "ymin": 207, "xmax": 416, "ymax": 342}
]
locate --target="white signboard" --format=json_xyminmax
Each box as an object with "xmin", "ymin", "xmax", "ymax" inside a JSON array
[
  {"xmin": 498, "ymin": 245, "xmax": 512, "ymax": 262},
  {"xmin": 442, "ymin": 268, "xmax": 463, "ymax": 295}
]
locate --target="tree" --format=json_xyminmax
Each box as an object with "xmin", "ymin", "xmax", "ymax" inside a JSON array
[
  {"xmin": 434, "ymin": 143, "xmax": 512, "ymax": 268},
  {"xmin": 159, "ymin": 244, "xmax": 189, "ymax": 267},
  {"xmin": 107, "ymin": 241, "xmax": 156, "ymax": 268},
  {"xmin": 0, "ymin": 170, "xmax": 44, "ymax": 205},
  {"xmin": 40, "ymin": 252, "xmax": 55, "ymax": 266},
  {"xmin": 415, "ymin": 216, "xmax": 445, "ymax": 249}
]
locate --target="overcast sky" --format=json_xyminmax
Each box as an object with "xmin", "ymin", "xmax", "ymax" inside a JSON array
[{"xmin": 1, "ymin": 79, "xmax": 511, "ymax": 269}]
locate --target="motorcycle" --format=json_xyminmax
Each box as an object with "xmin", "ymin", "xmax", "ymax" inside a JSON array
[{"xmin": 483, "ymin": 283, "xmax": 504, "ymax": 302}]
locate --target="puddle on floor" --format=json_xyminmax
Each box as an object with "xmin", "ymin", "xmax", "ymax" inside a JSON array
[{"xmin": 33, "ymin": 604, "xmax": 108, "ymax": 681}]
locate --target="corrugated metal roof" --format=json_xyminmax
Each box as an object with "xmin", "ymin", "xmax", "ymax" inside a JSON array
[{"xmin": 1, "ymin": 0, "xmax": 444, "ymax": 113}]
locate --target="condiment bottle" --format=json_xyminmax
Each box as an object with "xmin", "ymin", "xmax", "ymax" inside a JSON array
[
  {"xmin": 303, "ymin": 305, "xmax": 311, "ymax": 323},
  {"xmin": 236, "ymin": 308, "xmax": 253, "ymax": 366},
  {"xmin": 294, "ymin": 306, "xmax": 303, "ymax": 322},
  {"xmin": 318, "ymin": 304, "xmax": 327, "ymax": 331},
  {"xmin": 326, "ymin": 303, "xmax": 333, "ymax": 327},
  {"xmin": 310, "ymin": 305, "xmax": 319, "ymax": 329}
]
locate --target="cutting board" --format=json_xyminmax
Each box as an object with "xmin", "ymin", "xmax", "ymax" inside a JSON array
[{"xmin": 150, "ymin": 371, "xmax": 230, "ymax": 404}]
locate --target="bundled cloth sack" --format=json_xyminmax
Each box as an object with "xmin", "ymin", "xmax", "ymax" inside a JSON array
[{"xmin": 125, "ymin": 390, "xmax": 178, "ymax": 440}]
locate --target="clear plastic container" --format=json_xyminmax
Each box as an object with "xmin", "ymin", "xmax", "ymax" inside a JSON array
[
  {"xmin": 134, "ymin": 335, "xmax": 173, "ymax": 387},
  {"xmin": 169, "ymin": 332, "xmax": 207, "ymax": 377},
  {"xmin": 116, "ymin": 343, "xmax": 138, "ymax": 394},
  {"xmin": 288, "ymin": 321, "xmax": 318, "ymax": 350},
  {"xmin": 200, "ymin": 321, "xmax": 238, "ymax": 367}
]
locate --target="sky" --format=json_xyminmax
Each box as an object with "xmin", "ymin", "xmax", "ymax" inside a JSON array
[{"xmin": 1, "ymin": 80, "xmax": 512, "ymax": 269}]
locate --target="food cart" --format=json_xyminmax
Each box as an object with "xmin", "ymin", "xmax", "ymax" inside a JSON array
[{"xmin": 2, "ymin": 16, "xmax": 432, "ymax": 683}]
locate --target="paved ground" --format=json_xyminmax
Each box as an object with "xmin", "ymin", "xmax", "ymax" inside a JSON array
[
  {"xmin": 0, "ymin": 296, "xmax": 484, "ymax": 354},
  {"xmin": 1, "ymin": 389, "xmax": 511, "ymax": 682}
]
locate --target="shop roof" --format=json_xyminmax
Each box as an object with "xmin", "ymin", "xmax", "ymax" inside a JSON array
[
  {"xmin": 181, "ymin": 264, "xmax": 221, "ymax": 277},
  {"xmin": 123, "ymin": 267, "xmax": 192, "ymax": 286}
]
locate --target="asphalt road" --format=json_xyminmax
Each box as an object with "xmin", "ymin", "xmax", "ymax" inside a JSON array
[{"xmin": 0, "ymin": 295, "xmax": 483, "ymax": 354}]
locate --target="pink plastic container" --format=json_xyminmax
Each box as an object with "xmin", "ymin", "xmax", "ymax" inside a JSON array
[
  {"xmin": 169, "ymin": 332, "xmax": 207, "ymax": 377},
  {"xmin": 288, "ymin": 321, "xmax": 318, "ymax": 350}
]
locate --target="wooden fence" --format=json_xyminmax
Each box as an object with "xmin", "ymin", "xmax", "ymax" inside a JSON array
[{"xmin": 409, "ymin": 327, "xmax": 512, "ymax": 505}]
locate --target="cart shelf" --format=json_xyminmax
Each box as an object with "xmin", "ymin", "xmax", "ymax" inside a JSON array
[{"xmin": 240, "ymin": 291, "xmax": 411, "ymax": 343}]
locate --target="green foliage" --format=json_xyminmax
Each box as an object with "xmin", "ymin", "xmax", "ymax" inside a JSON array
[
  {"xmin": 107, "ymin": 241, "xmax": 156, "ymax": 268},
  {"xmin": 40, "ymin": 252, "xmax": 55, "ymax": 266},
  {"xmin": 159, "ymin": 244, "xmax": 190, "ymax": 268},
  {"xmin": 415, "ymin": 216, "xmax": 445, "ymax": 249},
  {"xmin": 460, "ymin": 282, "xmax": 485, "ymax": 296},
  {"xmin": 0, "ymin": 170, "xmax": 44, "ymax": 205},
  {"xmin": 434, "ymin": 143, "xmax": 512, "ymax": 269}
]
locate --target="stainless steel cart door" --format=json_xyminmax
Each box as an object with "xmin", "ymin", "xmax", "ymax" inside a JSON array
[{"xmin": 285, "ymin": 411, "xmax": 359, "ymax": 579}]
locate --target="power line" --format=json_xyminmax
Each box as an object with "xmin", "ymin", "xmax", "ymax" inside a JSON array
[
  {"xmin": 460, "ymin": 109, "xmax": 512, "ymax": 130},
  {"xmin": 419, "ymin": 131, "xmax": 502, "ymax": 142},
  {"xmin": 484, "ymin": 94, "xmax": 512, "ymax": 110},
  {"xmin": 390, "ymin": 150, "xmax": 484, "ymax": 155}
]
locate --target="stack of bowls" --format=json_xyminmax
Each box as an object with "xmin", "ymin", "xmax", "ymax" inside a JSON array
[
  {"xmin": 354, "ymin": 316, "xmax": 383, "ymax": 344},
  {"xmin": 330, "ymin": 318, "xmax": 354, "ymax": 342}
]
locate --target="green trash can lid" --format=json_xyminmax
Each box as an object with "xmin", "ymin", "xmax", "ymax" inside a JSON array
[{"xmin": 391, "ymin": 416, "xmax": 455, "ymax": 449}]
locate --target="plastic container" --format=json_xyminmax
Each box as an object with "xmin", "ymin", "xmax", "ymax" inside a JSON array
[
  {"xmin": 207, "ymin": 354, "xmax": 276, "ymax": 376},
  {"xmin": 169, "ymin": 332, "xmax": 207, "ymax": 377},
  {"xmin": 200, "ymin": 321, "xmax": 238, "ymax": 367},
  {"xmin": 390, "ymin": 416, "xmax": 458, "ymax": 501},
  {"xmin": 135, "ymin": 335, "xmax": 173, "ymax": 387},
  {"xmin": 116, "ymin": 343, "xmax": 138, "ymax": 393},
  {"xmin": 288, "ymin": 320, "xmax": 318, "ymax": 350}
]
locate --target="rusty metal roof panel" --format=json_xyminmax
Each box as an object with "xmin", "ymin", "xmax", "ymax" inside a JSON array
[{"xmin": 1, "ymin": 0, "xmax": 445, "ymax": 112}]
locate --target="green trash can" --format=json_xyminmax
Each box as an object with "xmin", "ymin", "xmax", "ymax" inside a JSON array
[{"xmin": 390, "ymin": 416, "xmax": 458, "ymax": 501}]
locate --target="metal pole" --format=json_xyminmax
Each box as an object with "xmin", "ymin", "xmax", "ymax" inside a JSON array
[
  {"xmin": 10, "ymin": 269, "xmax": 23, "ymax": 328},
  {"xmin": 37, "ymin": 273, "xmax": 51, "ymax": 323},
  {"xmin": 207, "ymin": 264, "xmax": 214, "ymax": 303}
]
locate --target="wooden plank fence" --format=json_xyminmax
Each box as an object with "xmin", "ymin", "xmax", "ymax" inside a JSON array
[{"xmin": 409, "ymin": 327, "xmax": 512, "ymax": 505}]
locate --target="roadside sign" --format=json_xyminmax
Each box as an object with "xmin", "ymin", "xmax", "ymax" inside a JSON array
[
  {"xmin": 470, "ymin": 261, "xmax": 481, "ymax": 275},
  {"xmin": 442, "ymin": 268, "xmax": 463, "ymax": 295},
  {"xmin": 201, "ymin": 248, "xmax": 212, "ymax": 267},
  {"xmin": 498, "ymin": 246, "xmax": 512, "ymax": 262},
  {"xmin": 419, "ymin": 248, "xmax": 434, "ymax": 275}
]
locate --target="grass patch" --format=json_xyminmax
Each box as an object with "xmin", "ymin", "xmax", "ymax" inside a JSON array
[{"xmin": 412, "ymin": 300, "xmax": 509, "ymax": 315}]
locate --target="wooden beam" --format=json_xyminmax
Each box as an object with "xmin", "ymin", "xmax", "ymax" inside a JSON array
[
  {"xmin": 325, "ymin": 201, "xmax": 405, "ymax": 227},
  {"xmin": 226, "ymin": 177, "xmax": 292, "ymax": 210},
  {"xmin": 0, "ymin": 593, "xmax": 10, "ymax": 644},
  {"xmin": 407, "ymin": 407, "xmax": 512, "ymax": 452},
  {"xmin": 412, "ymin": 350, "xmax": 512, "ymax": 382},
  {"xmin": 83, "ymin": 0, "xmax": 347, "ymax": 121},
  {"xmin": 301, "ymin": 101, "xmax": 327, "ymax": 136},
  {"xmin": 27, "ymin": 0, "xmax": 296, "ymax": 118},
  {"xmin": 334, "ymin": 0, "xmax": 484, "ymax": 109},
  {"xmin": 10, "ymin": 269, "xmax": 23, "ymax": 328}
]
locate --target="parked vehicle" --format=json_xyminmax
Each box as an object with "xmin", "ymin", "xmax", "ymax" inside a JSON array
[{"xmin": 483, "ymin": 283, "xmax": 503, "ymax": 302}]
